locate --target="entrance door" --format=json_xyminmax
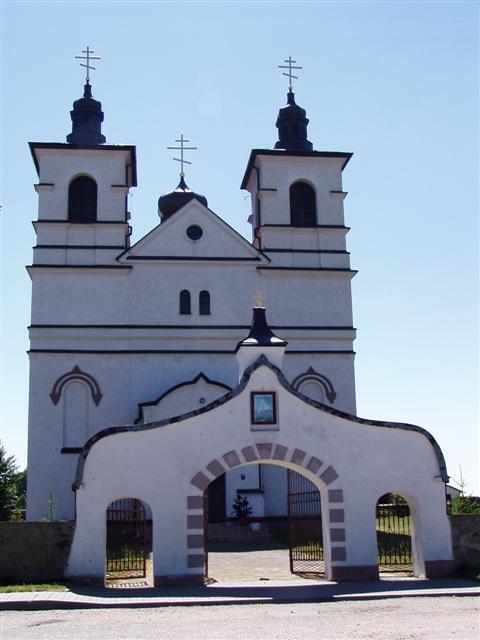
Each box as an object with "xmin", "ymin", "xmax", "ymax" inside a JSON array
[
  {"xmin": 207, "ymin": 473, "xmax": 226, "ymax": 523},
  {"xmin": 287, "ymin": 469, "xmax": 324, "ymax": 574},
  {"xmin": 106, "ymin": 498, "xmax": 146, "ymax": 580}
]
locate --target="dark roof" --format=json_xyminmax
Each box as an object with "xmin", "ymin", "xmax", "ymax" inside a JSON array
[
  {"xmin": 28, "ymin": 142, "xmax": 137, "ymax": 187},
  {"xmin": 240, "ymin": 149, "xmax": 353, "ymax": 189},
  {"xmin": 235, "ymin": 307, "xmax": 287, "ymax": 352}
]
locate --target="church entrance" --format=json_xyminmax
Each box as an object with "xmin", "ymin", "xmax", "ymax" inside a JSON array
[{"xmin": 204, "ymin": 464, "xmax": 324, "ymax": 583}]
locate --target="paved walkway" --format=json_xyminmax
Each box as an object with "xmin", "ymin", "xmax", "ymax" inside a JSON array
[{"xmin": 1, "ymin": 543, "xmax": 478, "ymax": 610}]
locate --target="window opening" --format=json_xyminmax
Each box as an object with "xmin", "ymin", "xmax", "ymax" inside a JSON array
[{"xmin": 68, "ymin": 176, "xmax": 97, "ymax": 222}]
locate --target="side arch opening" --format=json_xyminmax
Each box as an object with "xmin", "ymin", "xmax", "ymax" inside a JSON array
[
  {"xmin": 105, "ymin": 497, "xmax": 153, "ymax": 587},
  {"xmin": 376, "ymin": 493, "xmax": 413, "ymax": 575}
]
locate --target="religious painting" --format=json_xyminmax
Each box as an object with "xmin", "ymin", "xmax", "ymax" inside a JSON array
[{"xmin": 250, "ymin": 391, "xmax": 276, "ymax": 425}]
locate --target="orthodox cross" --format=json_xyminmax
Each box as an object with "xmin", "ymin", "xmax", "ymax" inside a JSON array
[
  {"xmin": 75, "ymin": 46, "xmax": 101, "ymax": 84},
  {"xmin": 278, "ymin": 56, "xmax": 302, "ymax": 91},
  {"xmin": 167, "ymin": 134, "xmax": 198, "ymax": 177}
]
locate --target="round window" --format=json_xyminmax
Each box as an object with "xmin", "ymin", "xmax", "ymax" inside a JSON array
[{"xmin": 186, "ymin": 224, "xmax": 203, "ymax": 241}]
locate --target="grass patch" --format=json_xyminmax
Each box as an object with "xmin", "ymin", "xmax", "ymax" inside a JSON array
[{"xmin": 0, "ymin": 581, "xmax": 68, "ymax": 593}]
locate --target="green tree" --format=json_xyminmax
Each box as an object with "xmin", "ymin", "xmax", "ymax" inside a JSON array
[
  {"xmin": 451, "ymin": 495, "xmax": 480, "ymax": 515},
  {"xmin": 0, "ymin": 442, "xmax": 26, "ymax": 520}
]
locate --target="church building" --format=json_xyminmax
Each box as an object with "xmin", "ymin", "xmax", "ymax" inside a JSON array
[
  {"xmin": 27, "ymin": 62, "xmax": 356, "ymax": 523},
  {"xmin": 26, "ymin": 56, "xmax": 454, "ymax": 583}
]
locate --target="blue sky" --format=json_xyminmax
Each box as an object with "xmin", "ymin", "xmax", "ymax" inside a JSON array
[{"xmin": 1, "ymin": 1, "xmax": 478, "ymax": 493}]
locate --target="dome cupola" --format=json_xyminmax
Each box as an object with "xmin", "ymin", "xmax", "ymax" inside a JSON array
[{"xmin": 158, "ymin": 175, "xmax": 208, "ymax": 221}]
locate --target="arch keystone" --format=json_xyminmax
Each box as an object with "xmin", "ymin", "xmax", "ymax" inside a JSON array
[{"xmin": 256, "ymin": 443, "xmax": 273, "ymax": 459}]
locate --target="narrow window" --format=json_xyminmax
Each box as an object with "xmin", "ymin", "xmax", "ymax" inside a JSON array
[
  {"xmin": 199, "ymin": 290, "xmax": 210, "ymax": 315},
  {"xmin": 289, "ymin": 181, "xmax": 316, "ymax": 227},
  {"xmin": 179, "ymin": 290, "xmax": 191, "ymax": 315},
  {"xmin": 68, "ymin": 176, "xmax": 97, "ymax": 222}
]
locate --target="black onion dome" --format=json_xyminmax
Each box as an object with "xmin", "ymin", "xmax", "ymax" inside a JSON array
[
  {"xmin": 275, "ymin": 91, "xmax": 313, "ymax": 152},
  {"xmin": 158, "ymin": 176, "xmax": 208, "ymax": 221},
  {"xmin": 235, "ymin": 307, "xmax": 287, "ymax": 353},
  {"xmin": 67, "ymin": 82, "xmax": 106, "ymax": 145}
]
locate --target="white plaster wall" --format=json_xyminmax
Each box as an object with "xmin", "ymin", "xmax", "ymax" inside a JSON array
[
  {"xmin": 141, "ymin": 377, "xmax": 229, "ymax": 423},
  {"xmin": 254, "ymin": 156, "xmax": 346, "ymax": 227},
  {"xmin": 35, "ymin": 148, "xmax": 131, "ymax": 222},
  {"xmin": 66, "ymin": 362, "xmax": 452, "ymax": 581}
]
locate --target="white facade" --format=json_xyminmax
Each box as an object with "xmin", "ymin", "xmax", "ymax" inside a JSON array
[
  {"xmin": 25, "ymin": 83, "xmax": 454, "ymax": 583},
  {"xmin": 27, "ymin": 126, "xmax": 357, "ymax": 522}
]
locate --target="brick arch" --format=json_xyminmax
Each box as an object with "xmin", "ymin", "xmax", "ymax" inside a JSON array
[
  {"xmin": 187, "ymin": 443, "xmax": 345, "ymax": 573},
  {"xmin": 50, "ymin": 365, "xmax": 102, "ymax": 406}
]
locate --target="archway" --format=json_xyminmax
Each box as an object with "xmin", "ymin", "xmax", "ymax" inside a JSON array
[
  {"xmin": 196, "ymin": 446, "xmax": 341, "ymax": 583},
  {"xmin": 376, "ymin": 493, "xmax": 413, "ymax": 575},
  {"xmin": 105, "ymin": 497, "xmax": 153, "ymax": 587}
]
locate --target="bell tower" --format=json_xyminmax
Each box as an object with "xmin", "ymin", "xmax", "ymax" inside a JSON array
[
  {"xmin": 29, "ymin": 48, "xmax": 136, "ymax": 269},
  {"xmin": 241, "ymin": 59, "xmax": 352, "ymax": 271}
]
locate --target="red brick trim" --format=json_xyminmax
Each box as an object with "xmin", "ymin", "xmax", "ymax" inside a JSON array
[
  {"xmin": 187, "ymin": 515, "xmax": 203, "ymax": 529},
  {"xmin": 320, "ymin": 466, "xmax": 338, "ymax": 485},
  {"xmin": 187, "ymin": 554, "xmax": 205, "ymax": 568},
  {"xmin": 206, "ymin": 459, "xmax": 225, "ymax": 478},
  {"xmin": 306, "ymin": 456, "xmax": 322, "ymax": 473},
  {"xmin": 242, "ymin": 446, "xmax": 258, "ymax": 462},
  {"xmin": 331, "ymin": 547, "xmax": 346, "ymax": 561},
  {"xmin": 290, "ymin": 449, "xmax": 306, "ymax": 465},
  {"xmin": 330, "ymin": 528, "xmax": 346, "ymax": 542},
  {"xmin": 273, "ymin": 445, "xmax": 288, "ymax": 460},
  {"xmin": 329, "ymin": 509, "xmax": 344, "ymax": 523},
  {"xmin": 187, "ymin": 495, "xmax": 203, "ymax": 509},
  {"xmin": 187, "ymin": 534, "xmax": 204, "ymax": 549},
  {"xmin": 223, "ymin": 450, "xmax": 241, "ymax": 468},
  {"xmin": 190, "ymin": 472, "xmax": 210, "ymax": 491},
  {"xmin": 256, "ymin": 443, "xmax": 273, "ymax": 459},
  {"xmin": 328, "ymin": 489, "xmax": 344, "ymax": 503}
]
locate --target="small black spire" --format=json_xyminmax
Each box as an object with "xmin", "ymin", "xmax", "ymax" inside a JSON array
[
  {"xmin": 275, "ymin": 91, "xmax": 313, "ymax": 152},
  {"xmin": 158, "ymin": 175, "xmax": 208, "ymax": 221},
  {"xmin": 66, "ymin": 82, "xmax": 106, "ymax": 145},
  {"xmin": 235, "ymin": 307, "xmax": 287, "ymax": 352}
]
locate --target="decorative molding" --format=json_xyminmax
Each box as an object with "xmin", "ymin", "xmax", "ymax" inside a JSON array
[
  {"xmin": 135, "ymin": 372, "xmax": 231, "ymax": 423},
  {"xmin": 50, "ymin": 366, "xmax": 102, "ymax": 406},
  {"xmin": 292, "ymin": 367, "xmax": 337, "ymax": 403},
  {"xmin": 72, "ymin": 354, "xmax": 449, "ymax": 489}
]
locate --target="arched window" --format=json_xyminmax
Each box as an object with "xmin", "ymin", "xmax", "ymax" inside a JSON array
[
  {"xmin": 199, "ymin": 290, "xmax": 210, "ymax": 315},
  {"xmin": 68, "ymin": 176, "xmax": 97, "ymax": 223},
  {"xmin": 289, "ymin": 181, "xmax": 316, "ymax": 227},
  {"xmin": 179, "ymin": 290, "xmax": 191, "ymax": 315}
]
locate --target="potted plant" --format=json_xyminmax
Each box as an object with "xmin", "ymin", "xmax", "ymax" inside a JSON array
[{"xmin": 231, "ymin": 495, "xmax": 252, "ymax": 526}]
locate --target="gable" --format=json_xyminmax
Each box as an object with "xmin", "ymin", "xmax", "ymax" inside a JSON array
[{"xmin": 119, "ymin": 200, "xmax": 268, "ymax": 264}]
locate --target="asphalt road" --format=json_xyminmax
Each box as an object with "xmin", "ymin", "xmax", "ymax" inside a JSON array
[{"xmin": 2, "ymin": 596, "xmax": 478, "ymax": 640}]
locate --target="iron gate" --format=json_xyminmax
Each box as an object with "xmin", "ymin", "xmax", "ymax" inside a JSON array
[
  {"xmin": 106, "ymin": 498, "xmax": 146, "ymax": 579},
  {"xmin": 376, "ymin": 494, "xmax": 412, "ymax": 570},
  {"xmin": 287, "ymin": 470, "xmax": 324, "ymax": 574}
]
